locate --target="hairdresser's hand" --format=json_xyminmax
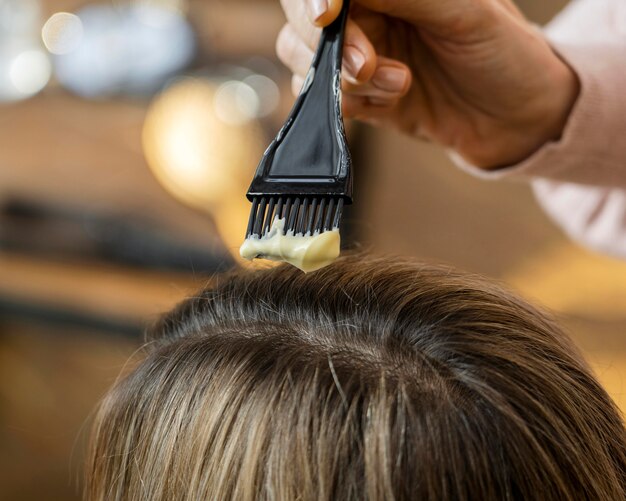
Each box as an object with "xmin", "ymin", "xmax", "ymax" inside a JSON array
[{"xmin": 276, "ymin": 0, "xmax": 579, "ymax": 168}]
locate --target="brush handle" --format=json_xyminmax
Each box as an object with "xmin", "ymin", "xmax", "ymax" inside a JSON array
[
  {"xmin": 309, "ymin": 0, "xmax": 351, "ymax": 87},
  {"xmin": 246, "ymin": 0, "xmax": 353, "ymax": 200}
]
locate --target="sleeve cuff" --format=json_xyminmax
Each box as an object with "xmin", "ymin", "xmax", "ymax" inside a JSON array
[{"xmin": 453, "ymin": 40, "xmax": 626, "ymax": 189}]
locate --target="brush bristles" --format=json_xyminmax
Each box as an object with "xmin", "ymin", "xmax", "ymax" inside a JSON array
[{"xmin": 245, "ymin": 196, "xmax": 344, "ymax": 238}]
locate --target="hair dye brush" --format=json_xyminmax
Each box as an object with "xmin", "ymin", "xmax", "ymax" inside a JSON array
[{"xmin": 240, "ymin": 0, "xmax": 352, "ymax": 273}]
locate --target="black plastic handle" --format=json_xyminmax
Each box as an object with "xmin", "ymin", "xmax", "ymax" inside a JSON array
[{"xmin": 246, "ymin": 0, "xmax": 353, "ymax": 201}]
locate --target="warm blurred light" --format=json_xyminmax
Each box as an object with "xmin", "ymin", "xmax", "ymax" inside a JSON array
[
  {"xmin": 243, "ymin": 74, "xmax": 280, "ymax": 118},
  {"xmin": 507, "ymin": 244, "xmax": 626, "ymax": 321},
  {"xmin": 41, "ymin": 12, "xmax": 84, "ymax": 55},
  {"xmin": 143, "ymin": 78, "xmax": 265, "ymax": 255},
  {"xmin": 9, "ymin": 49, "xmax": 51, "ymax": 96},
  {"xmin": 214, "ymin": 81, "xmax": 260, "ymax": 125}
]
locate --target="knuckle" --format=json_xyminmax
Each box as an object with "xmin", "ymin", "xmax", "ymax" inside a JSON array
[{"xmin": 275, "ymin": 25, "xmax": 295, "ymax": 64}]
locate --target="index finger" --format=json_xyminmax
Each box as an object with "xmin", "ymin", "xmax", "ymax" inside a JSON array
[
  {"xmin": 279, "ymin": 0, "xmax": 377, "ymax": 81},
  {"xmin": 280, "ymin": 0, "xmax": 321, "ymax": 51}
]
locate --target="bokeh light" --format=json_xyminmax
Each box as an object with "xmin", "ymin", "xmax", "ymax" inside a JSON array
[
  {"xmin": 41, "ymin": 12, "xmax": 84, "ymax": 55},
  {"xmin": 243, "ymin": 74, "xmax": 280, "ymax": 118},
  {"xmin": 52, "ymin": 3, "xmax": 195, "ymax": 98},
  {"xmin": 8, "ymin": 48, "xmax": 51, "ymax": 96},
  {"xmin": 0, "ymin": 0, "xmax": 49, "ymax": 102},
  {"xmin": 142, "ymin": 78, "xmax": 266, "ymax": 254},
  {"xmin": 0, "ymin": 0, "xmax": 41, "ymax": 36},
  {"xmin": 130, "ymin": 0, "xmax": 188, "ymax": 27},
  {"xmin": 214, "ymin": 80, "xmax": 260, "ymax": 125}
]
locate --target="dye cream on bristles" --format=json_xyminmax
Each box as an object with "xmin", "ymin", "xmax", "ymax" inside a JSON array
[{"xmin": 240, "ymin": 217, "xmax": 340, "ymax": 273}]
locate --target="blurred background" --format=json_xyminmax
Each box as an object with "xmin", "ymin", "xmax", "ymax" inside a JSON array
[{"xmin": 1, "ymin": 0, "xmax": 625, "ymax": 499}]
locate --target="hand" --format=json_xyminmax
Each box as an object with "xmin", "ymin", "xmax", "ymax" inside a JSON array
[{"xmin": 276, "ymin": 0, "xmax": 579, "ymax": 168}]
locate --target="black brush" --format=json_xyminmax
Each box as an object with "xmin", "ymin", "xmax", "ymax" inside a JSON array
[{"xmin": 244, "ymin": 0, "xmax": 352, "ymax": 240}]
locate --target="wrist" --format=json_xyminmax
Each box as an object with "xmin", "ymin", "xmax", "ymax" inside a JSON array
[{"xmin": 472, "ymin": 53, "xmax": 580, "ymax": 170}]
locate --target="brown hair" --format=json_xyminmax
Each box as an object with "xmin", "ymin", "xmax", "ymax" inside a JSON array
[{"xmin": 86, "ymin": 255, "xmax": 626, "ymax": 500}]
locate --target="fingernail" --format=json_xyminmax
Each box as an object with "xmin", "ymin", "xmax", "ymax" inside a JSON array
[
  {"xmin": 372, "ymin": 66, "xmax": 408, "ymax": 93},
  {"xmin": 307, "ymin": 0, "xmax": 328, "ymax": 22},
  {"xmin": 343, "ymin": 48, "xmax": 366, "ymax": 79}
]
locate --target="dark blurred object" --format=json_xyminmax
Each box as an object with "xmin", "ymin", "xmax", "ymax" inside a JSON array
[
  {"xmin": 0, "ymin": 294, "xmax": 141, "ymax": 337},
  {"xmin": 0, "ymin": 197, "xmax": 232, "ymax": 273}
]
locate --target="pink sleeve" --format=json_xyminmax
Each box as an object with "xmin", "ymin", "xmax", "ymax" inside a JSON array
[
  {"xmin": 532, "ymin": 181, "xmax": 626, "ymax": 259},
  {"xmin": 454, "ymin": 0, "xmax": 626, "ymax": 257}
]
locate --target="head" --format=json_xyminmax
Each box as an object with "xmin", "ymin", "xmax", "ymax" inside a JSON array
[{"xmin": 86, "ymin": 255, "xmax": 626, "ymax": 500}]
